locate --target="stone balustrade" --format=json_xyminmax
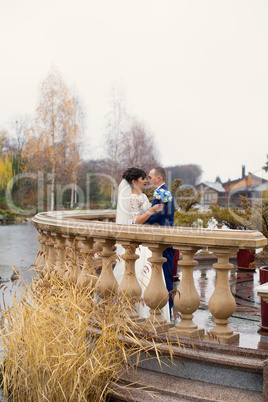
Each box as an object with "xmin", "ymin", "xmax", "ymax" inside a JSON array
[{"xmin": 32, "ymin": 210, "xmax": 267, "ymax": 344}]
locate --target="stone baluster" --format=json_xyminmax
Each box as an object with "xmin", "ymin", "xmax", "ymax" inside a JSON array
[
  {"xmin": 70, "ymin": 235, "xmax": 86, "ymax": 281},
  {"xmin": 34, "ymin": 232, "xmax": 42, "ymax": 267},
  {"xmin": 118, "ymin": 241, "xmax": 143, "ymax": 322},
  {"xmin": 92, "ymin": 240, "xmax": 103, "ymax": 273},
  {"xmin": 34, "ymin": 230, "xmax": 48, "ymax": 272},
  {"xmin": 76, "ymin": 236, "xmax": 98, "ymax": 288},
  {"xmin": 207, "ymin": 247, "xmax": 239, "ymax": 343},
  {"xmin": 170, "ymin": 246, "xmax": 204, "ymax": 339},
  {"xmin": 62, "ymin": 234, "xmax": 76, "ymax": 281},
  {"xmin": 75, "ymin": 236, "xmax": 88, "ymax": 269},
  {"xmin": 95, "ymin": 238, "xmax": 118, "ymax": 299},
  {"xmin": 53, "ymin": 233, "xmax": 68, "ymax": 278},
  {"xmin": 141, "ymin": 244, "xmax": 171, "ymax": 333},
  {"xmin": 43, "ymin": 231, "xmax": 57, "ymax": 273}
]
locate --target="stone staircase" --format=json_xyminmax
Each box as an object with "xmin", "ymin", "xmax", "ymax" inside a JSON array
[
  {"xmin": 110, "ymin": 367, "xmax": 263, "ymax": 401},
  {"xmin": 109, "ymin": 337, "xmax": 268, "ymax": 401}
]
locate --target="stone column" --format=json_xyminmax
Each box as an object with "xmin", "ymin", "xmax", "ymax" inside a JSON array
[
  {"xmin": 169, "ymin": 246, "xmax": 204, "ymax": 339},
  {"xmin": 118, "ymin": 241, "xmax": 143, "ymax": 321},
  {"xmin": 34, "ymin": 232, "xmax": 42, "ymax": 266},
  {"xmin": 76, "ymin": 236, "xmax": 97, "ymax": 288},
  {"xmin": 141, "ymin": 243, "xmax": 171, "ymax": 333},
  {"xmin": 53, "ymin": 233, "xmax": 68, "ymax": 278},
  {"xmin": 207, "ymin": 247, "xmax": 239, "ymax": 344},
  {"xmin": 44, "ymin": 231, "xmax": 57, "ymax": 272},
  {"xmin": 34, "ymin": 229, "xmax": 47, "ymax": 271},
  {"xmin": 62, "ymin": 234, "xmax": 76, "ymax": 281},
  {"xmin": 95, "ymin": 238, "xmax": 118, "ymax": 299},
  {"xmin": 70, "ymin": 235, "xmax": 88, "ymax": 281},
  {"xmin": 92, "ymin": 239, "xmax": 103, "ymax": 281}
]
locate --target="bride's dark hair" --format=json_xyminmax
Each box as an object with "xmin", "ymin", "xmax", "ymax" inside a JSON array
[{"xmin": 122, "ymin": 167, "xmax": 146, "ymax": 185}]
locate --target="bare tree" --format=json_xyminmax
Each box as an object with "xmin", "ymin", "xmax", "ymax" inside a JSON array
[
  {"xmin": 121, "ymin": 118, "xmax": 160, "ymax": 174},
  {"xmin": 0, "ymin": 129, "xmax": 10, "ymax": 155},
  {"xmin": 8, "ymin": 115, "xmax": 31, "ymax": 152},
  {"xmin": 104, "ymin": 85, "xmax": 129, "ymax": 206},
  {"xmin": 64, "ymin": 94, "xmax": 85, "ymax": 208}
]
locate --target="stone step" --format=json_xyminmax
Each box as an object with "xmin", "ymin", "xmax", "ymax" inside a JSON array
[
  {"xmin": 110, "ymin": 367, "xmax": 264, "ymax": 401},
  {"xmin": 136, "ymin": 340, "xmax": 264, "ymax": 394}
]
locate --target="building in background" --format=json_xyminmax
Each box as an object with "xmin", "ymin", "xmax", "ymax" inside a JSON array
[
  {"xmin": 222, "ymin": 165, "xmax": 267, "ymax": 206},
  {"xmin": 196, "ymin": 166, "xmax": 267, "ymax": 208},
  {"xmin": 196, "ymin": 182, "xmax": 226, "ymax": 208}
]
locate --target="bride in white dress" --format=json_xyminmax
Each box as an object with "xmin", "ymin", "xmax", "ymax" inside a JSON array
[{"xmin": 114, "ymin": 167, "xmax": 170, "ymax": 322}]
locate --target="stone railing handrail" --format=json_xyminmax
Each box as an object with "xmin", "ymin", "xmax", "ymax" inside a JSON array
[
  {"xmin": 32, "ymin": 210, "xmax": 266, "ymax": 249},
  {"xmin": 32, "ymin": 210, "xmax": 267, "ymax": 345}
]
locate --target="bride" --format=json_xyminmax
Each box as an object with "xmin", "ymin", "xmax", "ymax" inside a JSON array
[{"xmin": 114, "ymin": 166, "xmax": 170, "ymax": 322}]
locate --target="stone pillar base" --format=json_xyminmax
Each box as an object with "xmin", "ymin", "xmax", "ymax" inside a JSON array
[
  {"xmin": 168, "ymin": 327, "xmax": 205, "ymax": 340},
  {"xmin": 124, "ymin": 310, "xmax": 145, "ymax": 324},
  {"xmin": 206, "ymin": 330, "xmax": 239, "ymax": 344},
  {"xmin": 139, "ymin": 316, "xmax": 173, "ymax": 334}
]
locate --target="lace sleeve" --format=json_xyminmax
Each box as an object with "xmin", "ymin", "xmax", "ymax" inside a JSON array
[
  {"xmin": 129, "ymin": 195, "xmax": 141, "ymax": 224},
  {"xmin": 140, "ymin": 194, "xmax": 151, "ymax": 214}
]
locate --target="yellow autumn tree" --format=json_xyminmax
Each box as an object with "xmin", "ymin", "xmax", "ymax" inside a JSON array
[
  {"xmin": 0, "ymin": 130, "xmax": 14, "ymax": 193},
  {"xmin": 22, "ymin": 68, "xmax": 83, "ymax": 210},
  {"xmin": 0, "ymin": 154, "xmax": 13, "ymax": 192}
]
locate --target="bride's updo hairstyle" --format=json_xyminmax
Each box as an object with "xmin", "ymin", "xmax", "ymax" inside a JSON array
[{"xmin": 122, "ymin": 167, "xmax": 146, "ymax": 185}]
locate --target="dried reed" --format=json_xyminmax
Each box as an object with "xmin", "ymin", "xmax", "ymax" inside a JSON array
[{"xmin": 0, "ymin": 249, "xmax": 174, "ymax": 401}]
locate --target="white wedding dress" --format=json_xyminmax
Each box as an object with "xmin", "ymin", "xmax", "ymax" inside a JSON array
[{"xmin": 114, "ymin": 179, "xmax": 170, "ymax": 322}]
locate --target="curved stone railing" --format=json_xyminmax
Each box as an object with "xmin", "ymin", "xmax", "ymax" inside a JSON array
[{"xmin": 32, "ymin": 210, "xmax": 267, "ymax": 344}]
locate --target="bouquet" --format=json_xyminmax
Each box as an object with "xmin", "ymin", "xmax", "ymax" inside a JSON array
[{"xmin": 153, "ymin": 188, "xmax": 173, "ymax": 203}]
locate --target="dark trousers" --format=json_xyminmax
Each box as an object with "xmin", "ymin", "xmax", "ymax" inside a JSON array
[{"xmin": 162, "ymin": 247, "xmax": 175, "ymax": 316}]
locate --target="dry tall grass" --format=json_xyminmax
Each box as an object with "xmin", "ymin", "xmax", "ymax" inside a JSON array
[{"xmin": 0, "ymin": 251, "xmax": 174, "ymax": 401}]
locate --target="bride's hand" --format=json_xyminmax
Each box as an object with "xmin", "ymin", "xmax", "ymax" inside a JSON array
[{"xmin": 152, "ymin": 203, "xmax": 164, "ymax": 213}]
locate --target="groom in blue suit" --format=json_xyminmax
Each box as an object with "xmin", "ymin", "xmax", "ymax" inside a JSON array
[{"xmin": 145, "ymin": 167, "xmax": 175, "ymax": 315}]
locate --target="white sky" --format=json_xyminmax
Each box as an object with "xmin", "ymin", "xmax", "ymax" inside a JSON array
[{"xmin": 0, "ymin": 0, "xmax": 267, "ymax": 183}]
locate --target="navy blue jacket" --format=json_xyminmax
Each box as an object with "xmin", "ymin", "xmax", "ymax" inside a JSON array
[{"xmin": 145, "ymin": 183, "xmax": 175, "ymax": 227}]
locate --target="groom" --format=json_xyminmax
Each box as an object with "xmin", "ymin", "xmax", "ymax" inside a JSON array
[{"xmin": 145, "ymin": 167, "xmax": 175, "ymax": 315}]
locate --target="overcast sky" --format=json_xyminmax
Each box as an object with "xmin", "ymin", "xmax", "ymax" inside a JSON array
[{"xmin": 0, "ymin": 0, "xmax": 267, "ymax": 183}]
